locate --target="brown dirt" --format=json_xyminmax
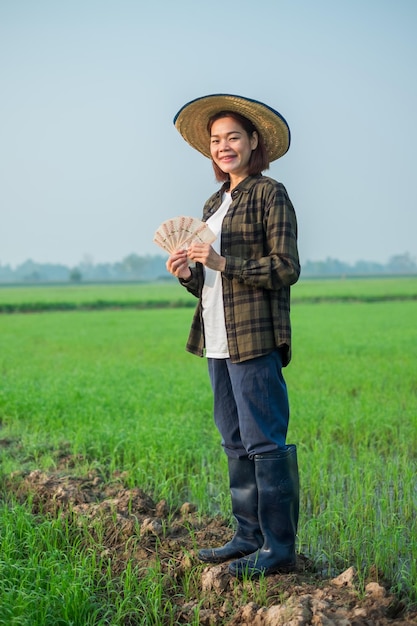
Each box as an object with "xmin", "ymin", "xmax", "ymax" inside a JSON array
[{"xmin": 3, "ymin": 459, "xmax": 417, "ymax": 626}]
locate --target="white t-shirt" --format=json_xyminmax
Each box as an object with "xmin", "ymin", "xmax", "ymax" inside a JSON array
[{"xmin": 202, "ymin": 192, "xmax": 232, "ymax": 359}]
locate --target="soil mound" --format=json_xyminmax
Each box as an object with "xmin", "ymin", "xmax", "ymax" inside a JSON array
[{"xmin": 5, "ymin": 465, "xmax": 416, "ymax": 625}]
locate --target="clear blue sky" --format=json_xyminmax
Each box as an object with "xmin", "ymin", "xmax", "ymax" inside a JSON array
[{"xmin": 1, "ymin": 0, "xmax": 416, "ymax": 268}]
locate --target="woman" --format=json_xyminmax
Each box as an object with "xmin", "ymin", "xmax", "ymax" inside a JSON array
[{"xmin": 166, "ymin": 94, "xmax": 300, "ymax": 578}]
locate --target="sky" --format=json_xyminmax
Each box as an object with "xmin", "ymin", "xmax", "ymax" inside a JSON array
[{"xmin": 1, "ymin": 0, "xmax": 416, "ymax": 269}]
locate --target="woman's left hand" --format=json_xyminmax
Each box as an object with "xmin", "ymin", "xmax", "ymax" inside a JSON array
[{"xmin": 188, "ymin": 243, "xmax": 226, "ymax": 272}]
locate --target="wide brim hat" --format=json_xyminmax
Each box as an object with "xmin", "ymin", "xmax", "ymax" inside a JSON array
[{"xmin": 173, "ymin": 93, "xmax": 290, "ymax": 162}]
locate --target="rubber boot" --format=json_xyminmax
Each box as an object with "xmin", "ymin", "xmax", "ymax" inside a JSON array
[
  {"xmin": 198, "ymin": 456, "xmax": 263, "ymax": 563},
  {"xmin": 229, "ymin": 445, "xmax": 299, "ymax": 578}
]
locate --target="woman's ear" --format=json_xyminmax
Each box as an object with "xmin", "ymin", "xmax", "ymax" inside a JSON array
[{"xmin": 250, "ymin": 131, "xmax": 259, "ymax": 151}]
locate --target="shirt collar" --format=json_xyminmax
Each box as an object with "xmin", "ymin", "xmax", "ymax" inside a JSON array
[{"xmin": 222, "ymin": 174, "xmax": 262, "ymax": 196}]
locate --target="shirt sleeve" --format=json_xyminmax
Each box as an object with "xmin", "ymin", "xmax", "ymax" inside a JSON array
[
  {"xmin": 222, "ymin": 185, "xmax": 300, "ymax": 291},
  {"xmin": 179, "ymin": 263, "xmax": 204, "ymax": 297}
]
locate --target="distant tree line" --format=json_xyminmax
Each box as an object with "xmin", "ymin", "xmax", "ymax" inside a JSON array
[
  {"xmin": 302, "ymin": 252, "xmax": 417, "ymax": 277},
  {"xmin": 0, "ymin": 252, "xmax": 416, "ymax": 284},
  {"xmin": 0, "ymin": 254, "xmax": 169, "ymax": 284}
]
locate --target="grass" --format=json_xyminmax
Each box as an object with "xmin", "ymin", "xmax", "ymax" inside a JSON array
[
  {"xmin": 287, "ymin": 300, "xmax": 417, "ymax": 598},
  {"xmin": 0, "ymin": 275, "xmax": 416, "ymax": 312},
  {"xmin": 292, "ymin": 275, "xmax": 417, "ymax": 301},
  {"xmin": 0, "ymin": 281, "xmax": 195, "ymax": 312},
  {"xmin": 0, "ymin": 278, "xmax": 416, "ymax": 622},
  {"xmin": 0, "ymin": 503, "xmax": 111, "ymax": 624},
  {"xmin": 0, "ymin": 502, "xmax": 204, "ymax": 625},
  {"xmin": 0, "ymin": 308, "xmax": 221, "ymax": 508}
]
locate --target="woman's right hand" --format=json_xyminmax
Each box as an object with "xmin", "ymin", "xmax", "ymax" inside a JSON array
[{"xmin": 166, "ymin": 249, "xmax": 192, "ymax": 280}]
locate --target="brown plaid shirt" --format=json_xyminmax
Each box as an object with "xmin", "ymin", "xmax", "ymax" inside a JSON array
[{"xmin": 180, "ymin": 174, "xmax": 300, "ymax": 365}]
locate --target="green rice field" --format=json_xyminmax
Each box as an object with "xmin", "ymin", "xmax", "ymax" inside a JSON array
[
  {"xmin": 0, "ymin": 277, "xmax": 416, "ymax": 623},
  {"xmin": 0, "ymin": 275, "xmax": 416, "ymax": 312}
]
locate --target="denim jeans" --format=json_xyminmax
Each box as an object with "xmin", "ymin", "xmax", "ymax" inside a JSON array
[{"xmin": 207, "ymin": 350, "xmax": 290, "ymax": 459}]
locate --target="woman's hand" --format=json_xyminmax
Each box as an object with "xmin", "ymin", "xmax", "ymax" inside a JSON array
[
  {"xmin": 188, "ymin": 243, "xmax": 226, "ymax": 272},
  {"xmin": 166, "ymin": 249, "xmax": 192, "ymax": 280}
]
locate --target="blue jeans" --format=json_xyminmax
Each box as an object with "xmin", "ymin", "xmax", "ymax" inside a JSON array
[{"xmin": 207, "ymin": 350, "xmax": 290, "ymax": 459}]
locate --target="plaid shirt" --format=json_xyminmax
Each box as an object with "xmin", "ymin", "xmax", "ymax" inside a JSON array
[{"xmin": 180, "ymin": 174, "xmax": 300, "ymax": 365}]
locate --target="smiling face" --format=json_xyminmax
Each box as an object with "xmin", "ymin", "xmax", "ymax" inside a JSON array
[{"xmin": 209, "ymin": 116, "xmax": 258, "ymax": 187}]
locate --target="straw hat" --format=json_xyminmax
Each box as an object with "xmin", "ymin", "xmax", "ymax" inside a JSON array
[{"xmin": 173, "ymin": 93, "xmax": 290, "ymax": 162}]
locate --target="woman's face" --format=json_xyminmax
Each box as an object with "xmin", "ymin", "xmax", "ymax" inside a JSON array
[{"xmin": 209, "ymin": 116, "xmax": 258, "ymax": 184}]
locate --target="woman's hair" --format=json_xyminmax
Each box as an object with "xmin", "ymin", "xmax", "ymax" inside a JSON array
[{"xmin": 207, "ymin": 111, "xmax": 269, "ymax": 182}]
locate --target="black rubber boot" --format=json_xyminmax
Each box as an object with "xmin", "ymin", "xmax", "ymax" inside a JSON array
[
  {"xmin": 198, "ymin": 456, "xmax": 263, "ymax": 563},
  {"xmin": 228, "ymin": 445, "xmax": 299, "ymax": 578}
]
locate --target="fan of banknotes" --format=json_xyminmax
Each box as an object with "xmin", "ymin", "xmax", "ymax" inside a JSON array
[{"xmin": 153, "ymin": 216, "xmax": 216, "ymax": 254}]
